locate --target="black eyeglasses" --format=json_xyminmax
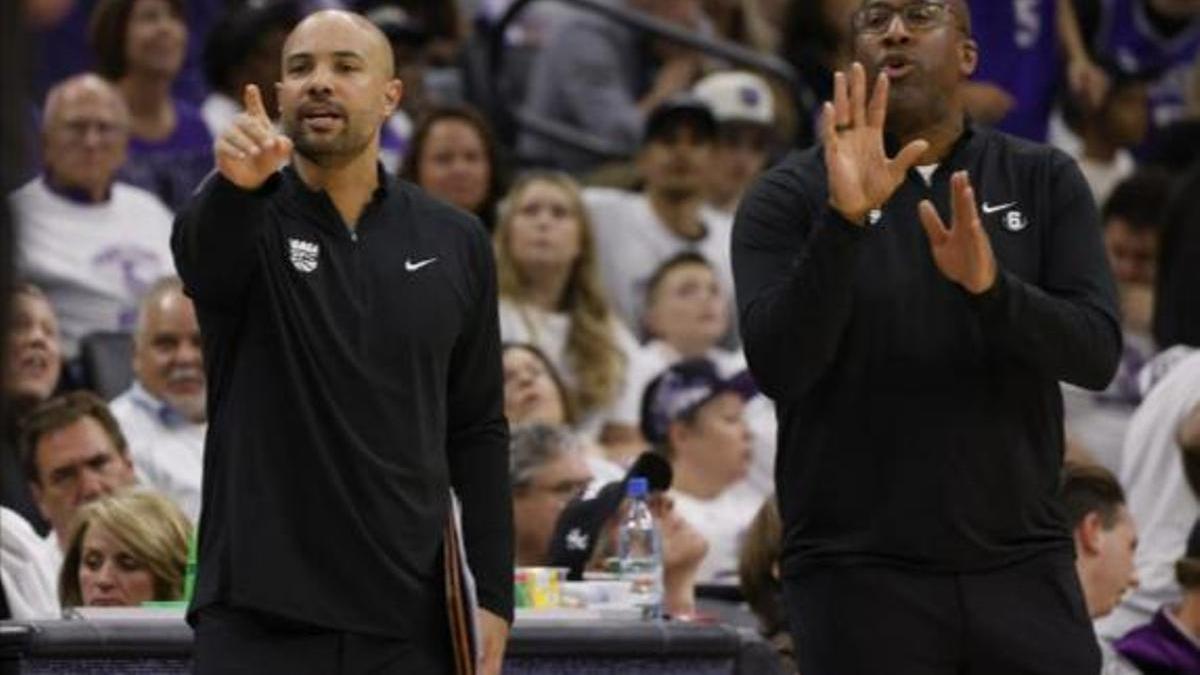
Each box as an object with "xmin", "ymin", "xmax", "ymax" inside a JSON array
[{"xmin": 852, "ymin": 1, "xmax": 958, "ymax": 35}]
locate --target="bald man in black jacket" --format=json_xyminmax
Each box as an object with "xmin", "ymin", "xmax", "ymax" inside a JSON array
[{"xmin": 175, "ymin": 10, "xmax": 511, "ymax": 674}]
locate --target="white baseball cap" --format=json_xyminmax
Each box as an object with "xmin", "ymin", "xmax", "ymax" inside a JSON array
[{"xmin": 692, "ymin": 71, "xmax": 774, "ymax": 126}]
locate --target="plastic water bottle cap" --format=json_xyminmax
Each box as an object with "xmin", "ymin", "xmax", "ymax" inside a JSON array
[{"xmin": 627, "ymin": 477, "xmax": 648, "ymax": 498}]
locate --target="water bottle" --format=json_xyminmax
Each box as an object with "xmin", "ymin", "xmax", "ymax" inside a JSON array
[{"xmin": 617, "ymin": 477, "xmax": 664, "ymax": 619}]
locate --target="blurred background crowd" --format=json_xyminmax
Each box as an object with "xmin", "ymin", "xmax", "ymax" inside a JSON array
[{"xmin": 1, "ymin": 0, "xmax": 1200, "ymax": 672}]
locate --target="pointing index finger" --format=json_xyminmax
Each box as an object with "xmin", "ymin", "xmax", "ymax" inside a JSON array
[{"xmin": 243, "ymin": 84, "xmax": 270, "ymax": 121}]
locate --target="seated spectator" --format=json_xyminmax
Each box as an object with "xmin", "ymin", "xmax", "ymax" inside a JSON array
[
  {"xmin": 518, "ymin": 0, "xmax": 707, "ymax": 172},
  {"xmin": 1103, "ymin": 169, "xmax": 1169, "ymax": 337},
  {"xmin": 90, "ymin": 0, "xmax": 214, "ymax": 210},
  {"xmin": 402, "ymin": 104, "xmax": 503, "ymax": 231},
  {"xmin": 495, "ymin": 173, "xmax": 645, "ymax": 456},
  {"xmin": 584, "ymin": 98, "xmax": 735, "ymax": 338},
  {"xmin": 58, "ymin": 488, "xmax": 190, "ymax": 608},
  {"xmin": 502, "ymin": 342, "xmax": 623, "ymax": 485},
  {"xmin": 1060, "ymin": 70, "xmax": 1150, "ymax": 206},
  {"xmin": 110, "ymin": 277, "xmax": 205, "ymax": 523},
  {"xmin": 509, "ymin": 424, "xmax": 592, "ymax": 566},
  {"xmin": 12, "ymin": 391, "xmax": 137, "ymax": 616},
  {"xmin": 625, "ymin": 252, "xmax": 775, "ymax": 495},
  {"xmin": 9, "ymin": 74, "xmax": 175, "ymax": 358},
  {"xmin": 2, "ymin": 284, "xmax": 63, "ymax": 532},
  {"xmin": 1059, "ymin": 462, "xmax": 1142, "ymax": 674},
  {"xmin": 640, "ymin": 358, "xmax": 760, "ymax": 584},
  {"xmin": 503, "ymin": 342, "xmax": 574, "ymax": 427},
  {"xmin": 199, "ymin": 1, "xmax": 297, "ymax": 138},
  {"xmin": 1063, "ymin": 169, "xmax": 1170, "ymax": 471},
  {"xmin": 1100, "ymin": 350, "xmax": 1200, "ymax": 640},
  {"xmin": 547, "ymin": 452, "xmax": 709, "ymax": 617},
  {"xmin": 737, "ymin": 496, "xmax": 796, "ymax": 674},
  {"xmin": 1, "ymin": 505, "xmax": 60, "ymax": 619},
  {"xmin": 1116, "ymin": 518, "xmax": 1200, "ymax": 673},
  {"xmin": 692, "ymin": 71, "xmax": 777, "ymax": 219},
  {"xmin": 23, "ymin": 391, "xmax": 138, "ymax": 553}
]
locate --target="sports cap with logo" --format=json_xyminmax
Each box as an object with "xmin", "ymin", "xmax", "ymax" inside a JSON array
[
  {"xmin": 692, "ymin": 71, "xmax": 774, "ymax": 127},
  {"xmin": 639, "ymin": 358, "xmax": 758, "ymax": 445},
  {"xmin": 545, "ymin": 452, "xmax": 673, "ymax": 580}
]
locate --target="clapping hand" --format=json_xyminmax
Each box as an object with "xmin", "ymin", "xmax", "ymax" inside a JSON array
[
  {"xmin": 214, "ymin": 84, "xmax": 293, "ymax": 190},
  {"xmin": 918, "ymin": 171, "xmax": 998, "ymax": 294},
  {"xmin": 822, "ymin": 62, "xmax": 929, "ymax": 225}
]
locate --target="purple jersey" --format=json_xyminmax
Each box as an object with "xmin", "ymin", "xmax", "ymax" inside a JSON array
[
  {"xmin": 970, "ymin": 0, "xmax": 1061, "ymax": 142},
  {"xmin": 119, "ymin": 100, "xmax": 214, "ymax": 211},
  {"xmin": 1093, "ymin": 0, "xmax": 1200, "ymax": 130}
]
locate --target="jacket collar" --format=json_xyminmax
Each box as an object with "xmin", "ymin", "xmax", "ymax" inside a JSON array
[
  {"xmin": 883, "ymin": 116, "xmax": 979, "ymax": 178},
  {"xmin": 279, "ymin": 161, "xmax": 393, "ymax": 237}
]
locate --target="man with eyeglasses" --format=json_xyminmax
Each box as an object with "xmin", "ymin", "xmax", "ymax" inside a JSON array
[
  {"xmin": 9, "ymin": 73, "xmax": 176, "ymax": 359},
  {"xmin": 733, "ymin": 1, "xmax": 1120, "ymax": 673},
  {"xmin": 509, "ymin": 424, "xmax": 594, "ymax": 566}
]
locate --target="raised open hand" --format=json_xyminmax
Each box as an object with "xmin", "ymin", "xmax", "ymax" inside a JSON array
[
  {"xmin": 823, "ymin": 62, "xmax": 929, "ymax": 225},
  {"xmin": 214, "ymin": 84, "xmax": 293, "ymax": 190},
  {"xmin": 918, "ymin": 171, "xmax": 998, "ymax": 294}
]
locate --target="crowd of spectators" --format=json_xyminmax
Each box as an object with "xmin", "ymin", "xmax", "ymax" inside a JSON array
[{"xmin": 3, "ymin": 0, "xmax": 1200, "ymax": 672}]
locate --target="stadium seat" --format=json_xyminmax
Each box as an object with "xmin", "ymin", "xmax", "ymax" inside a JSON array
[{"xmin": 78, "ymin": 331, "xmax": 134, "ymax": 400}]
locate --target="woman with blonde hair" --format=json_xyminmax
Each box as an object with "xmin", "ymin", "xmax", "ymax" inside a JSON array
[
  {"xmin": 494, "ymin": 172, "xmax": 646, "ymax": 462},
  {"xmin": 59, "ymin": 488, "xmax": 191, "ymax": 607}
]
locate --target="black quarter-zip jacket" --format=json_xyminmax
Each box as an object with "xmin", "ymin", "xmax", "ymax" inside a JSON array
[
  {"xmin": 732, "ymin": 123, "xmax": 1121, "ymax": 578},
  {"xmin": 173, "ymin": 165, "xmax": 512, "ymax": 635}
]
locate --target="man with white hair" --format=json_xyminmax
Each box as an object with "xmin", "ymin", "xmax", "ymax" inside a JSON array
[
  {"xmin": 109, "ymin": 276, "xmax": 206, "ymax": 523},
  {"xmin": 9, "ymin": 74, "xmax": 175, "ymax": 358}
]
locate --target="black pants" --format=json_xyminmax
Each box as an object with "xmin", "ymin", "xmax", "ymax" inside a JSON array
[
  {"xmin": 192, "ymin": 604, "xmax": 453, "ymax": 675},
  {"xmin": 783, "ymin": 554, "xmax": 1100, "ymax": 675}
]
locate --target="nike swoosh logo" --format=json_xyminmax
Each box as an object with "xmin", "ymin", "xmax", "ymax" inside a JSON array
[
  {"xmin": 982, "ymin": 201, "xmax": 1016, "ymax": 214},
  {"xmin": 404, "ymin": 257, "xmax": 437, "ymax": 272}
]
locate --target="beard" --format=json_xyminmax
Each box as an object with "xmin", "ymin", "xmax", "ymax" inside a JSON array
[
  {"xmin": 282, "ymin": 110, "xmax": 377, "ymax": 166},
  {"xmin": 162, "ymin": 390, "xmax": 207, "ymax": 424},
  {"xmin": 159, "ymin": 366, "xmax": 207, "ymax": 423}
]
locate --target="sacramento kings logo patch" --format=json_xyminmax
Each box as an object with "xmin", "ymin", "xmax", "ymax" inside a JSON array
[{"xmin": 289, "ymin": 238, "xmax": 319, "ymax": 273}]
